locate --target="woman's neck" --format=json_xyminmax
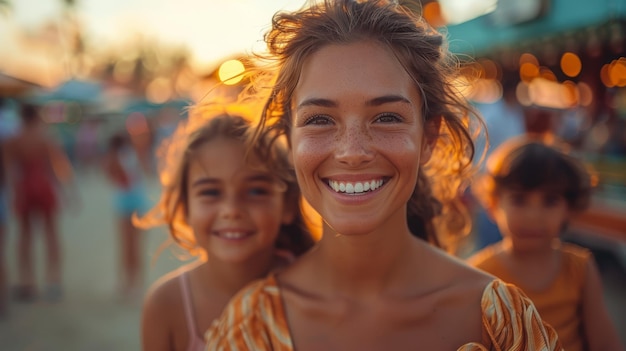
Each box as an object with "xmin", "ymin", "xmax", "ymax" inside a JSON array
[{"xmin": 312, "ymin": 224, "xmax": 420, "ymax": 299}]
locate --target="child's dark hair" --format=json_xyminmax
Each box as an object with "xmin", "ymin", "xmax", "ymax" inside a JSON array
[
  {"xmin": 474, "ymin": 136, "xmax": 592, "ymax": 212},
  {"xmin": 135, "ymin": 108, "xmax": 315, "ymax": 258}
]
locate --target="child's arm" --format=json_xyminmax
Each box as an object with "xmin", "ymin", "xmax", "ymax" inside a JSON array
[
  {"xmin": 141, "ymin": 283, "xmax": 176, "ymax": 351},
  {"xmin": 581, "ymin": 258, "xmax": 625, "ymax": 351}
]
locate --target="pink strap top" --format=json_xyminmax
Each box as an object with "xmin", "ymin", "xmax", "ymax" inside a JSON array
[{"xmin": 179, "ymin": 272, "xmax": 206, "ymax": 351}]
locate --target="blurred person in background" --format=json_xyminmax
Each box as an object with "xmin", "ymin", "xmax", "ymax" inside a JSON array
[
  {"xmin": 74, "ymin": 119, "xmax": 102, "ymax": 172},
  {"xmin": 468, "ymin": 135, "xmax": 624, "ymax": 351},
  {"xmin": 3, "ymin": 102, "xmax": 74, "ymax": 302},
  {"xmin": 138, "ymin": 111, "xmax": 315, "ymax": 351},
  {"xmin": 103, "ymin": 130, "xmax": 150, "ymax": 301},
  {"xmin": 470, "ymin": 84, "xmax": 526, "ymax": 251},
  {"xmin": 0, "ymin": 97, "xmax": 19, "ymax": 316}
]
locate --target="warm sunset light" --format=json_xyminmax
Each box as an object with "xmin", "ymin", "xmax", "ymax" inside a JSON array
[{"xmin": 218, "ymin": 59, "xmax": 245, "ymax": 85}]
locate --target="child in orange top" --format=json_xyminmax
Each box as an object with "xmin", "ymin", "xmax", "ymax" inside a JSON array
[
  {"xmin": 139, "ymin": 108, "xmax": 315, "ymax": 351},
  {"xmin": 468, "ymin": 136, "xmax": 624, "ymax": 351}
]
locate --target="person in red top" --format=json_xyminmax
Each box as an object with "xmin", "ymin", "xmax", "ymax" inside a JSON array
[{"xmin": 4, "ymin": 103, "xmax": 74, "ymax": 302}]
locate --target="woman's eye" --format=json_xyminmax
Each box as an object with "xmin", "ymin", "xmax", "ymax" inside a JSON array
[
  {"xmin": 375, "ymin": 113, "xmax": 402, "ymax": 123},
  {"xmin": 304, "ymin": 115, "xmax": 333, "ymax": 125}
]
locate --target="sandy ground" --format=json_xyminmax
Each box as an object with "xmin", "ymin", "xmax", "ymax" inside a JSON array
[{"xmin": 0, "ymin": 170, "xmax": 624, "ymax": 350}]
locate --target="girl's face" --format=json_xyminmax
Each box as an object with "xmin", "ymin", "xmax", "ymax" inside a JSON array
[
  {"xmin": 491, "ymin": 189, "xmax": 570, "ymax": 252},
  {"xmin": 186, "ymin": 138, "xmax": 294, "ymax": 263},
  {"xmin": 290, "ymin": 40, "xmax": 432, "ymax": 236}
]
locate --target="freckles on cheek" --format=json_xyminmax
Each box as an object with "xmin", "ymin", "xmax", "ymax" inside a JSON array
[{"xmin": 377, "ymin": 134, "xmax": 419, "ymax": 153}]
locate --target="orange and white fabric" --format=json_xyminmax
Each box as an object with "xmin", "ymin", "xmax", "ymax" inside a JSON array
[{"xmin": 205, "ymin": 275, "xmax": 562, "ymax": 351}]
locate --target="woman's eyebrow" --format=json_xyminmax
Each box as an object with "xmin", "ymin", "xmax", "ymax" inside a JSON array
[
  {"xmin": 297, "ymin": 97, "xmax": 337, "ymax": 110},
  {"xmin": 365, "ymin": 94, "xmax": 411, "ymax": 106},
  {"xmin": 297, "ymin": 94, "xmax": 411, "ymax": 111}
]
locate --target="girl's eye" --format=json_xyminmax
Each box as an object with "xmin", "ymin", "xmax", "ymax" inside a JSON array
[
  {"xmin": 248, "ymin": 187, "xmax": 271, "ymax": 196},
  {"xmin": 304, "ymin": 115, "xmax": 333, "ymax": 126},
  {"xmin": 374, "ymin": 113, "xmax": 402, "ymax": 123},
  {"xmin": 199, "ymin": 189, "xmax": 220, "ymax": 197}
]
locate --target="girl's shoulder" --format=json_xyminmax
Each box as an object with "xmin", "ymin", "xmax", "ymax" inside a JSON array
[
  {"xmin": 143, "ymin": 266, "xmax": 191, "ymax": 310},
  {"xmin": 143, "ymin": 263, "xmax": 204, "ymax": 313}
]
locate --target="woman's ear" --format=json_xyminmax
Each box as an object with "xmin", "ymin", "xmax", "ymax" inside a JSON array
[{"xmin": 420, "ymin": 117, "xmax": 441, "ymax": 165}]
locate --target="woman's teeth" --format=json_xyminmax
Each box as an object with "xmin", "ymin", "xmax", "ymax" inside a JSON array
[{"xmin": 328, "ymin": 179, "xmax": 384, "ymax": 194}]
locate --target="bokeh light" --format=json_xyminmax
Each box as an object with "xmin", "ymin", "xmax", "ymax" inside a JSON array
[{"xmin": 218, "ymin": 59, "xmax": 245, "ymax": 85}]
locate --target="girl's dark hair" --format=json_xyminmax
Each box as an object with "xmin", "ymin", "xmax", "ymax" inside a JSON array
[
  {"xmin": 475, "ymin": 136, "xmax": 592, "ymax": 212},
  {"xmin": 245, "ymin": 0, "xmax": 484, "ymax": 251},
  {"xmin": 135, "ymin": 110, "xmax": 315, "ymax": 258}
]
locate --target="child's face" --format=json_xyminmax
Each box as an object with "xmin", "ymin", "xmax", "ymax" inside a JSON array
[
  {"xmin": 186, "ymin": 137, "xmax": 294, "ymax": 264},
  {"xmin": 491, "ymin": 189, "xmax": 569, "ymax": 251},
  {"xmin": 289, "ymin": 40, "xmax": 431, "ymax": 236}
]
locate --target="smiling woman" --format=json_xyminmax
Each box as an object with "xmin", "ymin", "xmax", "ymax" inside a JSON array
[{"xmin": 205, "ymin": 1, "xmax": 563, "ymax": 350}]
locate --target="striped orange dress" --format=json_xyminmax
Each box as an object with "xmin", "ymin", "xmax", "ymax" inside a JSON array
[{"xmin": 204, "ymin": 276, "xmax": 562, "ymax": 351}]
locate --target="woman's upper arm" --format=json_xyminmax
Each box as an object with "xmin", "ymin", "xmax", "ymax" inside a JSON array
[{"xmin": 581, "ymin": 257, "xmax": 625, "ymax": 351}]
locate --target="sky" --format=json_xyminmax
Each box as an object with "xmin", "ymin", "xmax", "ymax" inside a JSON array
[
  {"xmin": 4, "ymin": 0, "xmax": 306, "ymax": 68},
  {"xmin": 1, "ymin": 0, "xmax": 495, "ymax": 74}
]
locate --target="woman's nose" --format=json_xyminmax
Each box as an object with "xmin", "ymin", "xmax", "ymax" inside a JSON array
[{"xmin": 334, "ymin": 124, "xmax": 375, "ymax": 167}]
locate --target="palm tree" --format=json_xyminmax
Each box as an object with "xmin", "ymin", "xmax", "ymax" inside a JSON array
[
  {"xmin": 59, "ymin": 0, "xmax": 85, "ymax": 77},
  {"xmin": 0, "ymin": 0, "xmax": 12, "ymax": 17}
]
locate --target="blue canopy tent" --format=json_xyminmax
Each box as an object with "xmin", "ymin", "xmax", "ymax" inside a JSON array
[{"xmin": 446, "ymin": 0, "xmax": 626, "ymax": 56}]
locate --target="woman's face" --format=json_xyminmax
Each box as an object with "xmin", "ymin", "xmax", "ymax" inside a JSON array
[{"xmin": 290, "ymin": 40, "xmax": 432, "ymax": 236}]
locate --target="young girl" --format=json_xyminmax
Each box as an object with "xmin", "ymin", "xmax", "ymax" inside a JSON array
[
  {"xmin": 468, "ymin": 136, "xmax": 624, "ymax": 351},
  {"xmin": 103, "ymin": 131, "xmax": 150, "ymax": 299},
  {"xmin": 206, "ymin": 0, "xmax": 561, "ymax": 349},
  {"xmin": 139, "ymin": 109, "xmax": 315, "ymax": 351}
]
